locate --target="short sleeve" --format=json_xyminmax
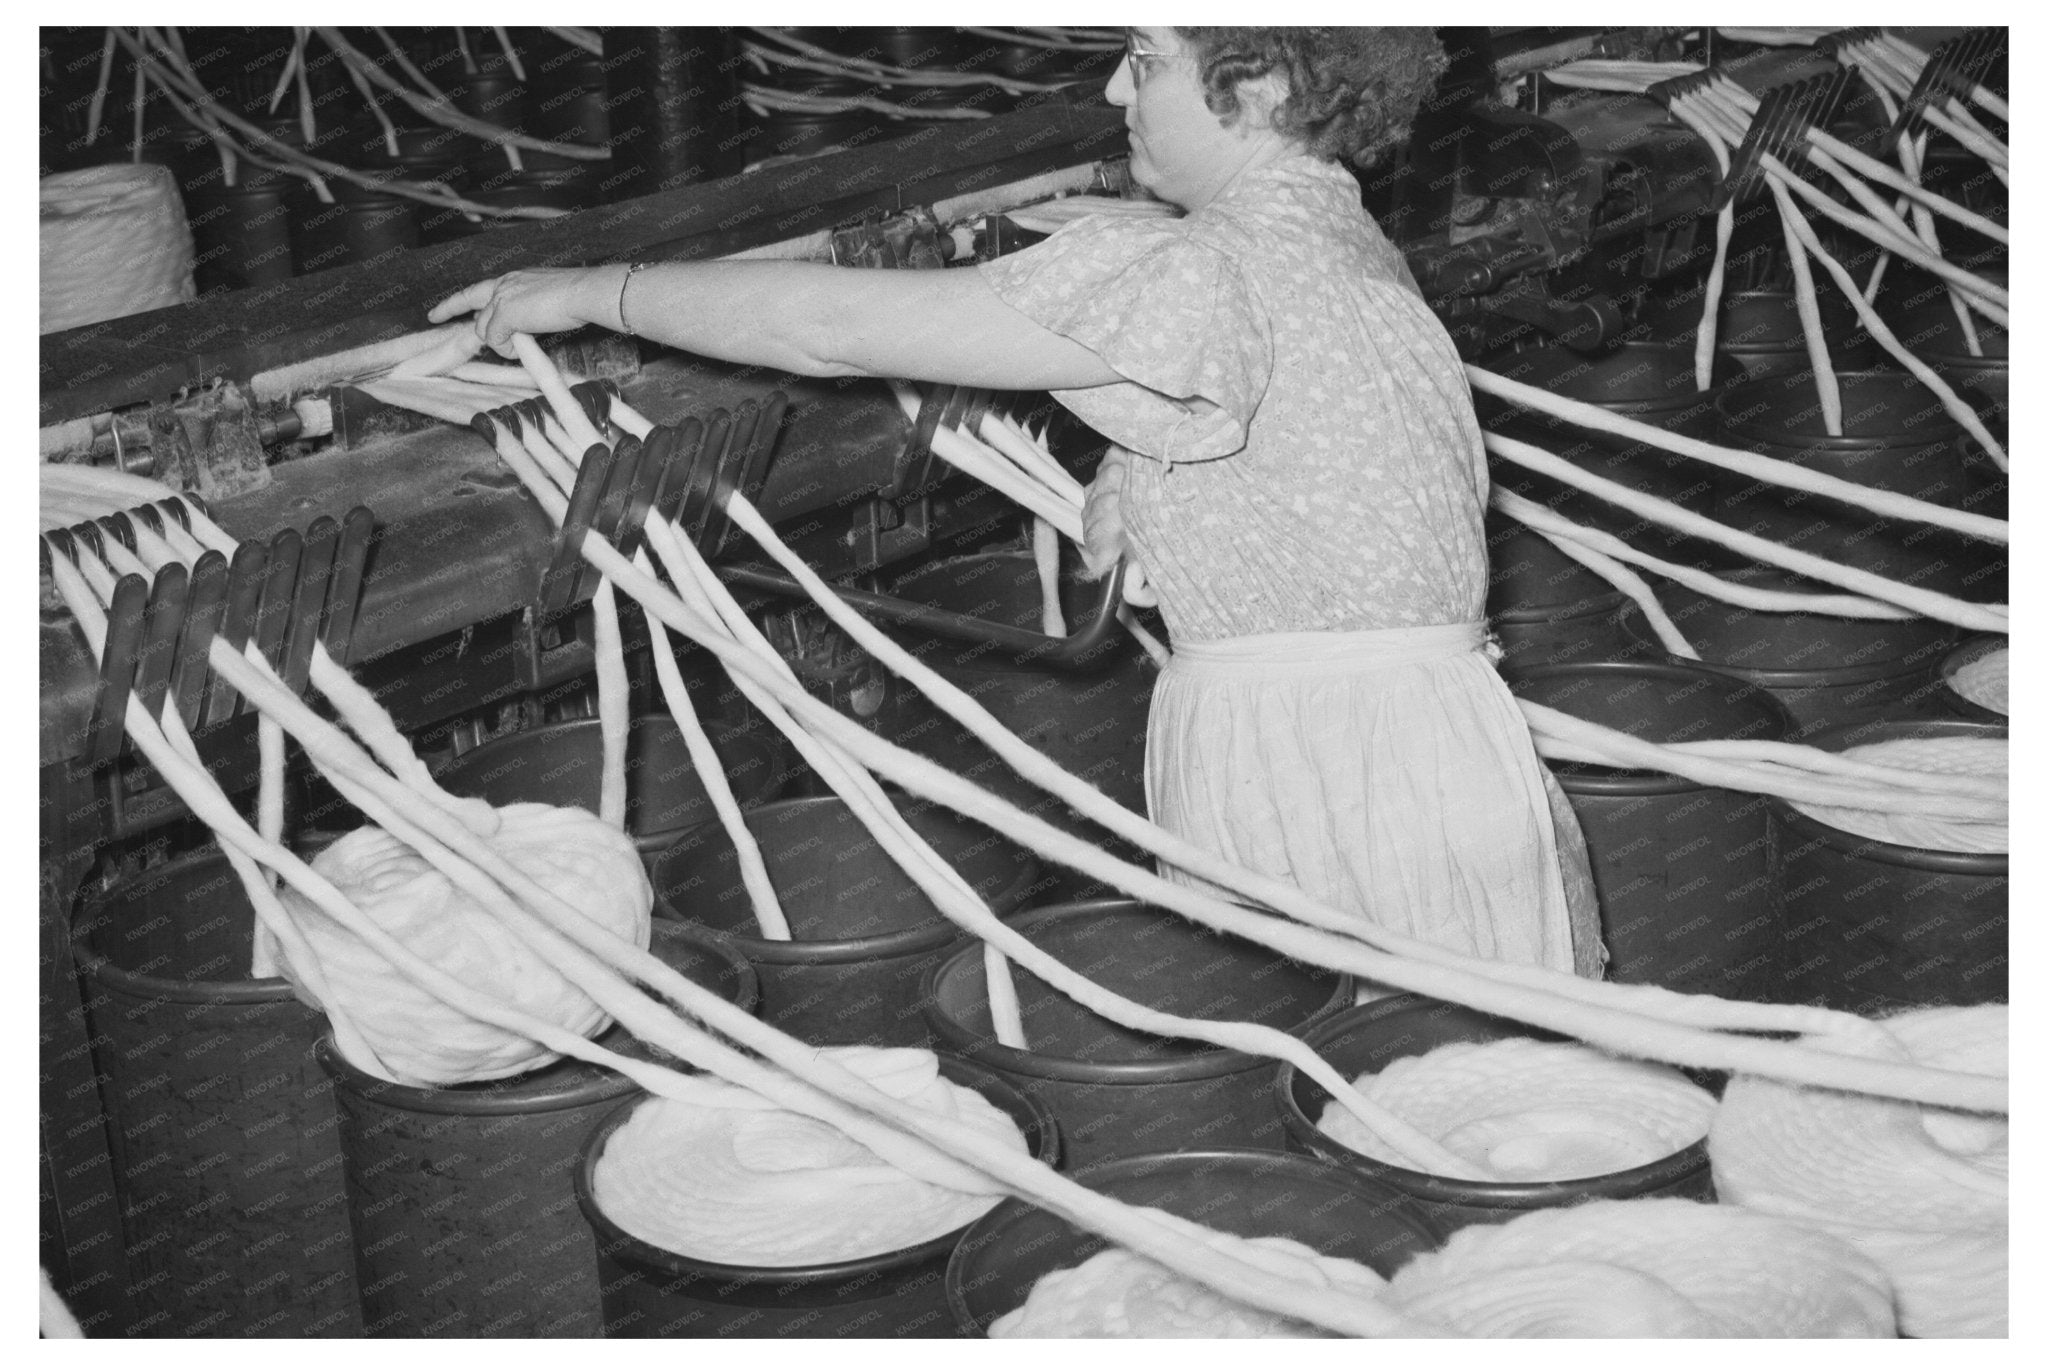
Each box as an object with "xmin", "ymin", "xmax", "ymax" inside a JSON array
[{"xmin": 978, "ymin": 215, "xmax": 1272, "ymax": 463}]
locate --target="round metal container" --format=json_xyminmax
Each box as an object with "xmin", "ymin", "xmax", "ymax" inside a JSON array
[
  {"xmin": 1276, "ymin": 995, "xmax": 1718, "ymax": 1234},
  {"xmin": 432, "ymin": 715, "xmax": 789, "ymax": 858},
  {"xmin": 1715, "ymin": 368, "xmax": 1993, "ymax": 597},
  {"xmin": 1647, "ymin": 287, "xmax": 1877, "ymax": 377},
  {"xmin": 599, "ymin": 28, "xmax": 747, "ymax": 196},
  {"xmin": 1508, "ymin": 659, "xmax": 1794, "ymax": 999},
  {"xmin": 181, "ymin": 167, "xmax": 298, "ymax": 292},
  {"xmin": 1485, "ymin": 514, "xmax": 1633, "ymax": 672},
  {"xmin": 1771, "ymin": 717, "xmax": 2007, "ymax": 1013},
  {"xmin": 1619, "ymin": 567, "xmax": 1959, "ymax": 738},
  {"xmin": 651, "ymin": 795, "xmax": 1040, "ymax": 1047},
  {"xmin": 946, "ymin": 1148, "xmax": 1441, "ymax": 1336},
  {"xmin": 291, "ymin": 167, "xmax": 419, "ymax": 276},
  {"xmin": 72, "ymin": 852, "xmax": 364, "ymax": 1337},
  {"xmin": 1886, "ymin": 276, "xmax": 2009, "ymax": 533},
  {"xmin": 922, "ymin": 899, "xmax": 1351, "ymax": 1166},
  {"xmin": 454, "ymin": 54, "xmax": 530, "ymax": 133},
  {"xmin": 1479, "ymin": 340, "xmax": 1739, "ymax": 569},
  {"xmin": 321, "ymin": 919, "xmax": 758, "ymax": 1337},
  {"xmin": 1936, "ymin": 635, "xmax": 2009, "ymax": 724},
  {"xmin": 1886, "ymin": 274, "xmax": 2009, "ymax": 447},
  {"xmin": 528, "ymin": 53, "xmax": 610, "ymax": 151},
  {"xmin": 577, "ymin": 1055, "xmax": 1057, "ymax": 1338},
  {"xmin": 174, "ymin": 116, "xmax": 326, "ymax": 294}
]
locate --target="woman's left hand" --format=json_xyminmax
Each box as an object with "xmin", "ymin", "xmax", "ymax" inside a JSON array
[{"xmin": 427, "ymin": 267, "xmax": 615, "ymax": 358}]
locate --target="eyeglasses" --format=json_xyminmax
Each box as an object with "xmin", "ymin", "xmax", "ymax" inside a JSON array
[{"xmin": 1123, "ymin": 30, "xmax": 1182, "ymax": 89}]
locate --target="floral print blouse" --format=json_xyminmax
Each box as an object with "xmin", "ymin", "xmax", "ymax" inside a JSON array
[{"xmin": 979, "ymin": 152, "xmax": 1491, "ymax": 642}]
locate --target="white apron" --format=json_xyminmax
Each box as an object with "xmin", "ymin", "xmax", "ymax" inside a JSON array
[{"xmin": 1144, "ymin": 622, "xmax": 1604, "ymax": 980}]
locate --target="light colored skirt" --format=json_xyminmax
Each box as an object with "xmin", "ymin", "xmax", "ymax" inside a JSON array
[{"xmin": 1145, "ymin": 623, "xmax": 1604, "ymax": 979}]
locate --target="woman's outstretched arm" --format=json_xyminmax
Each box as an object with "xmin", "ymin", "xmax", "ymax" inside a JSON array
[{"xmin": 428, "ymin": 259, "xmax": 1122, "ymax": 392}]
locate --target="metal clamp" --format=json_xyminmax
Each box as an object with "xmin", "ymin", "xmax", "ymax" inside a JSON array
[
  {"xmin": 1644, "ymin": 67, "xmax": 1851, "ymax": 211},
  {"xmin": 565, "ymin": 431, "xmax": 653, "ymax": 605},
  {"xmin": 1888, "ymin": 28, "xmax": 2005, "ymax": 146},
  {"xmin": 636, "ymin": 393, "xmax": 792, "ymax": 562},
  {"xmin": 508, "ymin": 388, "xmax": 777, "ymax": 613},
  {"xmin": 535, "ymin": 429, "xmax": 623, "ymax": 614},
  {"xmin": 695, "ymin": 391, "xmax": 789, "ymax": 558},
  {"xmin": 45, "ymin": 499, "xmax": 376, "ymax": 765},
  {"xmin": 896, "ymin": 385, "xmax": 1005, "ymax": 498},
  {"xmin": 569, "ymin": 378, "xmax": 624, "ymax": 439},
  {"xmin": 1643, "ymin": 67, "xmax": 1722, "ymax": 113},
  {"xmin": 650, "ymin": 413, "xmax": 714, "ymax": 544},
  {"xmin": 1711, "ymin": 69, "xmax": 1852, "ymax": 210},
  {"xmin": 1811, "ymin": 27, "xmax": 1881, "ymax": 64}
]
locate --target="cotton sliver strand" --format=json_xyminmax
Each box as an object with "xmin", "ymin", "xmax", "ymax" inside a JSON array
[
  {"xmin": 40, "ymin": 460, "xmax": 183, "ymax": 530},
  {"xmin": 590, "ymin": 1046, "xmax": 1026, "ymax": 1268},
  {"xmin": 990, "ymin": 1214, "xmax": 1384, "ymax": 1339},
  {"xmin": 1786, "ymin": 736, "xmax": 2007, "ymax": 852},
  {"xmin": 1317, "ymin": 1038, "xmax": 1716, "ymax": 1181},
  {"xmin": 268, "ymin": 801, "xmax": 652, "ymax": 1085},
  {"xmin": 1000, "ymin": 194, "xmax": 1182, "ymax": 235},
  {"xmin": 1949, "ymin": 647, "xmax": 2008, "ymax": 716}
]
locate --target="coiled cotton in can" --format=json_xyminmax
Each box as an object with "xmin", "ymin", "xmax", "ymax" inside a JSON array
[
  {"xmin": 1317, "ymin": 1038, "xmax": 1716, "ymax": 1181},
  {"xmin": 1948, "ymin": 648, "xmax": 2008, "ymax": 715},
  {"xmin": 591, "ymin": 1047, "xmax": 1026, "ymax": 1267},
  {"xmin": 1786, "ymin": 736, "xmax": 2007, "ymax": 853},
  {"xmin": 990, "ymin": 1213, "xmax": 1383, "ymax": 1338},
  {"xmin": 268, "ymin": 801, "xmax": 652, "ymax": 1085}
]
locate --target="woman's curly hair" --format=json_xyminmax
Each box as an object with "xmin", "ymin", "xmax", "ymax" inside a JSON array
[{"xmin": 1176, "ymin": 28, "xmax": 1450, "ymax": 166}]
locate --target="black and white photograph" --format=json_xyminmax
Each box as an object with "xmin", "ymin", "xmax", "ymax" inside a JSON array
[{"xmin": 34, "ymin": 18, "xmax": 2014, "ymax": 1341}]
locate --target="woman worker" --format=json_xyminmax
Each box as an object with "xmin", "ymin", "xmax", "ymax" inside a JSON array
[{"xmin": 432, "ymin": 26, "xmax": 1603, "ymax": 980}]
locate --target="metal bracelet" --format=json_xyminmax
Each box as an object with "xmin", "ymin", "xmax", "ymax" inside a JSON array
[{"xmin": 616, "ymin": 261, "xmax": 651, "ymax": 335}]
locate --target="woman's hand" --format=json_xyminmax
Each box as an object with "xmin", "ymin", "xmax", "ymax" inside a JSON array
[{"xmin": 427, "ymin": 267, "xmax": 619, "ymax": 358}]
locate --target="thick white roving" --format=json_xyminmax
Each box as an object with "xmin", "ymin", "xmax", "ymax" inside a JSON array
[
  {"xmin": 1949, "ymin": 648, "xmax": 2009, "ymax": 716},
  {"xmin": 1709, "ymin": 1004, "xmax": 2008, "ymax": 1338},
  {"xmin": 1383, "ymin": 1199, "xmax": 1896, "ymax": 1336},
  {"xmin": 991, "ymin": 1216, "xmax": 1384, "ymax": 1338},
  {"xmin": 265, "ymin": 801, "xmax": 652, "ymax": 1085}
]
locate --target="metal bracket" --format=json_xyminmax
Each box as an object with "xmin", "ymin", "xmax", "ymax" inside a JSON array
[
  {"xmin": 169, "ymin": 549, "xmax": 228, "ymax": 731},
  {"xmin": 1889, "ymin": 28, "xmax": 2005, "ymax": 146},
  {"xmin": 537, "ymin": 433, "xmax": 620, "ymax": 614},
  {"xmin": 44, "ymin": 499, "xmax": 378, "ymax": 767},
  {"xmin": 828, "ymin": 206, "xmax": 947, "ymax": 271},
  {"xmin": 84, "ymin": 571, "xmax": 149, "ymax": 765},
  {"xmin": 895, "ymin": 384, "xmax": 1006, "ymax": 499},
  {"xmin": 576, "ymin": 433, "xmax": 650, "ymax": 601},
  {"xmin": 700, "ymin": 391, "xmax": 789, "ymax": 557},
  {"xmin": 840, "ymin": 496, "xmax": 933, "ymax": 576},
  {"xmin": 569, "ymin": 378, "xmax": 624, "ymax": 438},
  {"xmin": 1708, "ymin": 70, "xmax": 1852, "ymax": 211},
  {"xmin": 506, "ymin": 384, "xmax": 789, "ymax": 614}
]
